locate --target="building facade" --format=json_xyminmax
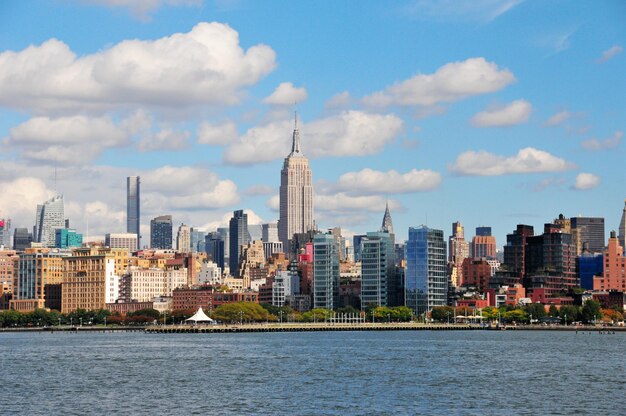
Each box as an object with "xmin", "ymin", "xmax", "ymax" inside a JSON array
[
  {"xmin": 34, "ymin": 195, "xmax": 65, "ymax": 247},
  {"xmin": 13, "ymin": 228, "xmax": 33, "ymax": 252},
  {"xmin": 55, "ymin": 228, "xmax": 83, "ymax": 249},
  {"xmin": 593, "ymin": 231, "xmax": 626, "ymax": 291},
  {"xmin": 313, "ymin": 233, "xmax": 340, "ymax": 310},
  {"xmin": 229, "ymin": 210, "xmax": 249, "ymax": 277},
  {"xmin": 0, "ymin": 218, "xmax": 11, "ymax": 248},
  {"xmin": 127, "ymin": 176, "xmax": 140, "ymax": 250},
  {"xmin": 150, "ymin": 215, "xmax": 173, "ymax": 249},
  {"xmin": 129, "ymin": 267, "xmax": 188, "ymax": 302},
  {"xmin": 405, "ymin": 226, "xmax": 447, "ymax": 317},
  {"xmin": 360, "ymin": 231, "xmax": 395, "ymax": 308},
  {"xmin": 105, "ymin": 233, "xmax": 138, "ymax": 252},
  {"xmin": 278, "ymin": 117, "xmax": 314, "ymax": 255},
  {"xmin": 176, "ymin": 224, "xmax": 191, "ymax": 254}
]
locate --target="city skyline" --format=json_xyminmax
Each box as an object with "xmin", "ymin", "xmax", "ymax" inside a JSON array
[{"xmin": 0, "ymin": 1, "xmax": 624, "ymax": 246}]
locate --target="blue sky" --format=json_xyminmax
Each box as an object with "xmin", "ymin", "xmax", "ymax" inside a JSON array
[{"xmin": 0, "ymin": 0, "xmax": 624, "ymax": 247}]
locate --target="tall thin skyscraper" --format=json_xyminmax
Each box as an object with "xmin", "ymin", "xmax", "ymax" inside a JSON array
[
  {"xmin": 278, "ymin": 115, "xmax": 314, "ymax": 255},
  {"xmin": 127, "ymin": 176, "xmax": 140, "ymax": 250},
  {"xmin": 618, "ymin": 199, "xmax": 626, "ymax": 250},
  {"xmin": 34, "ymin": 195, "xmax": 65, "ymax": 248},
  {"xmin": 229, "ymin": 210, "xmax": 249, "ymax": 277}
]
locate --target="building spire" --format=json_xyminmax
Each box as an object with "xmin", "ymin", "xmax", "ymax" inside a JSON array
[
  {"xmin": 381, "ymin": 200, "xmax": 394, "ymax": 235},
  {"xmin": 291, "ymin": 111, "xmax": 302, "ymax": 155}
]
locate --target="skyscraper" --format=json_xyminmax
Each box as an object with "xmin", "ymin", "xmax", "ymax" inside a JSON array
[
  {"xmin": 34, "ymin": 195, "xmax": 65, "ymax": 248},
  {"xmin": 381, "ymin": 202, "xmax": 394, "ymax": 235},
  {"xmin": 278, "ymin": 115, "xmax": 314, "ymax": 255},
  {"xmin": 176, "ymin": 224, "xmax": 191, "ymax": 253},
  {"xmin": 127, "ymin": 176, "xmax": 140, "ymax": 250},
  {"xmin": 262, "ymin": 222, "xmax": 279, "ymax": 243},
  {"xmin": 570, "ymin": 216, "xmax": 605, "ymax": 254},
  {"xmin": 229, "ymin": 210, "xmax": 249, "ymax": 277},
  {"xmin": 448, "ymin": 221, "xmax": 469, "ymax": 288},
  {"xmin": 405, "ymin": 226, "xmax": 447, "ymax": 317},
  {"xmin": 360, "ymin": 231, "xmax": 395, "ymax": 308},
  {"xmin": 13, "ymin": 228, "xmax": 33, "ymax": 252},
  {"xmin": 150, "ymin": 215, "xmax": 173, "ymax": 249},
  {"xmin": 618, "ymin": 200, "xmax": 625, "ymax": 250},
  {"xmin": 313, "ymin": 233, "xmax": 340, "ymax": 310}
]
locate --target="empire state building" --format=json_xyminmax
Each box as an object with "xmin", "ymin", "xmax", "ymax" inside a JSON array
[{"xmin": 278, "ymin": 115, "xmax": 314, "ymax": 254}]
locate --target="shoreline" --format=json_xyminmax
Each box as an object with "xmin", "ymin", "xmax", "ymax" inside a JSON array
[{"xmin": 1, "ymin": 323, "xmax": 623, "ymax": 333}]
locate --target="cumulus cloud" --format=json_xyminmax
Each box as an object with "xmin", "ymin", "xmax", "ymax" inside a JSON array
[
  {"xmin": 471, "ymin": 99, "xmax": 532, "ymax": 127},
  {"xmin": 0, "ymin": 177, "xmax": 54, "ymax": 229},
  {"xmin": 5, "ymin": 115, "xmax": 130, "ymax": 164},
  {"xmin": 544, "ymin": 110, "xmax": 571, "ymax": 126},
  {"xmin": 450, "ymin": 147, "xmax": 575, "ymax": 176},
  {"xmin": 362, "ymin": 57, "xmax": 515, "ymax": 108},
  {"xmin": 197, "ymin": 120, "xmax": 238, "ymax": 145},
  {"xmin": 0, "ymin": 22, "xmax": 276, "ymax": 114},
  {"xmin": 263, "ymin": 82, "xmax": 308, "ymax": 105},
  {"xmin": 315, "ymin": 194, "xmax": 402, "ymax": 213},
  {"xmin": 325, "ymin": 91, "xmax": 353, "ymax": 110},
  {"xmin": 223, "ymin": 111, "xmax": 404, "ymax": 165},
  {"xmin": 581, "ymin": 131, "xmax": 622, "ymax": 151},
  {"xmin": 598, "ymin": 45, "xmax": 623, "ymax": 63},
  {"xmin": 244, "ymin": 184, "xmax": 275, "ymax": 196},
  {"xmin": 138, "ymin": 129, "xmax": 191, "ymax": 152},
  {"xmin": 322, "ymin": 168, "xmax": 442, "ymax": 196},
  {"xmin": 573, "ymin": 173, "xmax": 600, "ymax": 190}
]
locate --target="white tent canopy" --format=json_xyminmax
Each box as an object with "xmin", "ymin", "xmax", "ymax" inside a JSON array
[{"xmin": 186, "ymin": 307, "xmax": 215, "ymax": 324}]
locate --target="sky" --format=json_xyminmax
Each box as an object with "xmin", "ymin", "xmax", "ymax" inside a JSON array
[{"xmin": 0, "ymin": 0, "xmax": 624, "ymax": 247}]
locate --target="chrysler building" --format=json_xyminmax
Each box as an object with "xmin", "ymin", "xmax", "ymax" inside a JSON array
[{"xmin": 278, "ymin": 115, "xmax": 314, "ymax": 254}]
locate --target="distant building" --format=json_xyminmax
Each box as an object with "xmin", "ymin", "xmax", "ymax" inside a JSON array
[
  {"xmin": 104, "ymin": 233, "xmax": 137, "ymax": 252},
  {"xmin": 578, "ymin": 243, "xmax": 603, "ymax": 290},
  {"xmin": 229, "ymin": 210, "xmax": 249, "ymax": 277},
  {"xmin": 618, "ymin": 200, "xmax": 625, "ymax": 251},
  {"xmin": 448, "ymin": 221, "xmax": 469, "ymax": 288},
  {"xmin": 278, "ymin": 115, "xmax": 314, "ymax": 255},
  {"xmin": 405, "ymin": 226, "xmax": 447, "ymax": 317},
  {"xmin": 56, "ymin": 229, "xmax": 83, "ymax": 249},
  {"xmin": 13, "ymin": 228, "xmax": 32, "ymax": 252},
  {"xmin": 262, "ymin": 222, "xmax": 279, "ymax": 243},
  {"xmin": 150, "ymin": 215, "xmax": 172, "ymax": 249},
  {"xmin": 34, "ymin": 195, "xmax": 65, "ymax": 247},
  {"xmin": 570, "ymin": 216, "xmax": 605, "ymax": 255},
  {"xmin": 461, "ymin": 258, "xmax": 492, "ymax": 292},
  {"xmin": 273, "ymin": 269, "xmax": 300, "ymax": 307},
  {"xmin": 176, "ymin": 224, "xmax": 191, "ymax": 254},
  {"xmin": 0, "ymin": 249, "xmax": 19, "ymax": 297},
  {"xmin": 0, "ymin": 218, "xmax": 11, "ymax": 248},
  {"xmin": 313, "ymin": 233, "xmax": 340, "ymax": 310},
  {"xmin": 205, "ymin": 232, "xmax": 225, "ymax": 270},
  {"xmin": 471, "ymin": 234, "xmax": 496, "ymax": 259},
  {"xmin": 10, "ymin": 249, "xmax": 67, "ymax": 312},
  {"xmin": 127, "ymin": 176, "xmax": 140, "ymax": 250},
  {"xmin": 475, "ymin": 226, "xmax": 492, "ymax": 237},
  {"xmin": 190, "ymin": 227, "xmax": 206, "ymax": 253},
  {"xmin": 353, "ymin": 234, "xmax": 366, "ymax": 262},
  {"xmin": 263, "ymin": 241, "xmax": 283, "ymax": 261},
  {"xmin": 129, "ymin": 267, "xmax": 188, "ymax": 302},
  {"xmin": 503, "ymin": 224, "xmax": 534, "ymax": 281}
]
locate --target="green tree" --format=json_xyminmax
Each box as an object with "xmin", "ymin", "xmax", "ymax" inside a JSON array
[
  {"xmin": 127, "ymin": 308, "xmax": 159, "ymax": 320},
  {"xmin": 581, "ymin": 300, "xmax": 603, "ymax": 324},
  {"xmin": 524, "ymin": 303, "xmax": 547, "ymax": 321},
  {"xmin": 391, "ymin": 306, "xmax": 413, "ymax": 322},
  {"xmin": 548, "ymin": 304, "xmax": 559, "ymax": 317},
  {"xmin": 212, "ymin": 302, "xmax": 271, "ymax": 323},
  {"xmin": 430, "ymin": 306, "xmax": 455, "ymax": 323},
  {"xmin": 558, "ymin": 305, "xmax": 580, "ymax": 323},
  {"xmin": 300, "ymin": 308, "xmax": 333, "ymax": 322},
  {"xmin": 502, "ymin": 309, "xmax": 528, "ymax": 324}
]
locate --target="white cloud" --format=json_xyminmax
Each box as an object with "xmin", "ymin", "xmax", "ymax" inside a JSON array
[
  {"xmin": 316, "ymin": 194, "xmax": 402, "ymax": 213},
  {"xmin": 362, "ymin": 57, "xmax": 515, "ymax": 108},
  {"xmin": 450, "ymin": 147, "xmax": 575, "ymax": 176},
  {"xmin": 244, "ymin": 184, "xmax": 275, "ymax": 196},
  {"xmin": 5, "ymin": 115, "xmax": 130, "ymax": 164},
  {"xmin": 201, "ymin": 209, "xmax": 264, "ymax": 231},
  {"xmin": 325, "ymin": 91, "xmax": 353, "ymax": 110},
  {"xmin": 598, "ymin": 45, "xmax": 623, "ymax": 63},
  {"xmin": 84, "ymin": 0, "xmax": 200, "ymax": 21},
  {"xmin": 573, "ymin": 173, "xmax": 600, "ymax": 190},
  {"xmin": 581, "ymin": 131, "xmax": 622, "ymax": 151},
  {"xmin": 223, "ymin": 111, "xmax": 404, "ymax": 165},
  {"xmin": 263, "ymin": 82, "xmax": 308, "ymax": 105},
  {"xmin": 0, "ymin": 177, "xmax": 54, "ymax": 229},
  {"xmin": 138, "ymin": 128, "xmax": 191, "ymax": 152},
  {"xmin": 471, "ymin": 99, "xmax": 532, "ymax": 127},
  {"xmin": 197, "ymin": 120, "xmax": 238, "ymax": 145},
  {"xmin": 0, "ymin": 22, "xmax": 276, "ymax": 114},
  {"xmin": 325, "ymin": 168, "xmax": 442, "ymax": 196},
  {"xmin": 544, "ymin": 110, "xmax": 571, "ymax": 126},
  {"xmin": 406, "ymin": 0, "xmax": 524, "ymax": 22},
  {"xmin": 266, "ymin": 195, "xmax": 280, "ymax": 211}
]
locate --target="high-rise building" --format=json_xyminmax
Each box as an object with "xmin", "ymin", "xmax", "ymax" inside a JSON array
[
  {"xmin": 229, "ymin": 210, "xmax": 249, "ymax": 277},
  {"xmin": 278, "ymin": 115, "xmax": 314, "ymax": 255},
  {"xmin": 176, "ymin": 224, "xmax": 191, "ymax": 254},
  {"xmin": 127, "ymin": 176, "xmax": 140, "ymax": 250},
  {"xmin": 13, "ymin": 228, "xmax": 33, "ymax": 252},
  {"xmin": 10, "ymin": 249, "xmax": 67, "ymax": 312},
  {"xmin": 34, "ymin": 195, "xmax": 65, "ymax": 247},
  {"xmin": 150, "ymin": 215, "xmax": 173, "ymax": 249},
  {"xmin": 405, "ymin": 226, "xmax": 447, "ymax": 317},
  {"xmin": 56, "ymin": 229, "xmax": 83, "ymax": 249},
  {"xmin": 0, "ymin": 218, "xmax": 11, "ymax": 248},
  {"xmin": 190, "ymin": 227, "xmax": 206, "ymax": 253},
  {"xmin": 471, "ymin": 234, "xmax": 497, "ymax": 259},
  {"xmin": 205, "ymin": 232, "xmax": 225, "ymax": 270},
  {"xmin": 105, "ymin": 233, "xmax": 138, "ymax": 252},
  {"xmin": 617, "ymin": 199, "xmax": 626, "ymax": 248},
  {"xmin": 503, "ymin": 224, "xmax": 534, "ymax": 280},
  {"xmin": 353, "ymin": 234, "xmax": 366, "ymax": 262},
  {"xmin": 313, "ymin": 233, "xmax": 340, "ymax": 310},
  {"xmin": 381, "ymin": 202, "xmax": 394, "ymax": 235},
  {"xmin": 217, "ymin": 227, "xmax": 230, "ymax": 267},
  {"xmin": 475, "ymin": 227, "xmax": 492, "ymax": 237},
  {"xmin": 360, "ymin": 231, "xmax": 396, "ymax": 308},
  {"xmin": 262, "ymin": 222, "xmax": 279, "ymax": 243},
  {"xmin": 570, "ymin": 216, "xmax": 605, "ymax": 255},
  {"xmin": 578, "ymin": 243, "xmax": 603, "ymax": 290},
  {"xmin": 448, "ymin": 221, "xmax": 469, "ymax": 288},
  {"xmin": 593, "ymin": 231, "xmax": 626, "ymax": 291},
  {"xmin": 0, "ymin": 249, "xmax": 18, "ymax": 295}
]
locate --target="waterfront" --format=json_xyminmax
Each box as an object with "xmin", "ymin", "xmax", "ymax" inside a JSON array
[{"xmin": 1, "ymin": 331, "xmax": 624, "ymax": 415}]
